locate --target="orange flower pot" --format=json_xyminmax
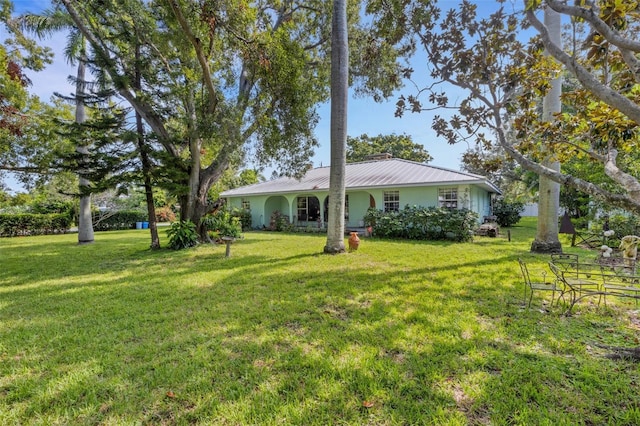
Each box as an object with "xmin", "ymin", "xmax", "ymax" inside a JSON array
[{"xmin": 348, "ymin": 232, "xmax": 360, "ymax": 251}]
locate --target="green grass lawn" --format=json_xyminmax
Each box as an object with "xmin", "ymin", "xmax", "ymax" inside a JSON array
[{"xmin": 2, "ymin": 218, "xmax": 640, "ymax": 425}]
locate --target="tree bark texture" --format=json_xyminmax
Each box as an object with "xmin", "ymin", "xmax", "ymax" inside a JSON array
[
  {"xmin": 134, "ymin": 42, "xmax": 160, "ymax": 249},
  {"xmin": 531, "ymin": 6, "xmax": 562, "ymax": 254},
  {"xmin": 75, "ymin": 49, "xmax": 94, "ymax": 245},
  {"xmin": 324, "ymin": 0, "xmax": 348, "ymax": 254}
]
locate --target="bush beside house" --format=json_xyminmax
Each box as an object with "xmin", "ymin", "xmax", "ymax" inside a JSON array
[{"xmin": 364, "ymin": 206, "xmax": 478, "ymax": 242}]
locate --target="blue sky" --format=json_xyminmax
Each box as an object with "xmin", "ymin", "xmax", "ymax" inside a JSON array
[{"xmin": 5, "ymin": 0, "xmax": 515, "ymax": 191}]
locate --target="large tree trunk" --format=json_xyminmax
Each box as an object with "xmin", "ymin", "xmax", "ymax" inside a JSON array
[
  {"xmin": 75, "ymin": 48, "xmax": 94, "ymax": 245},
  {"xmin": 136, "ymin": 112, "xmax": 160, "ymax": 249},
  {"xmin": 324, "ymin": 0, "xmax": 348, "ymax": 254},
  {"xmin": 134, "ymin": 43, "xmax": 160, "ymax": 249},
  {"xmin": 179, "ymin": 159, "xmax": 230, "ymax": 241},
  {"xmin": 178, "ymin": 91, "xmax": 211, "ymax": 240},
  {"xmin": 185, "ymin": 192, "xmax": 210, "ymax": 240},
  {"xmin": 531, "ymin": 6, "xmax": 562, "ymax": 254}
]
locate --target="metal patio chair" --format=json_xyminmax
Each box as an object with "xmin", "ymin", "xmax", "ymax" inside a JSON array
[
  {"xmin": 518, "ymin": 258, "xmax": 563, "ymax": 308},
  {"xmin": 548, "ymin": 261, "xmax": 602, "ymax": 314}
]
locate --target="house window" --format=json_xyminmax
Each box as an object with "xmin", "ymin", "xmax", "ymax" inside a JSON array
[
  {"xmin": 241, "ymin": 198, "xmax": 250, "ymax": 211},
  {"xmin": 384, "ymin": 191, "xmax": 400, "ymax": 212},
  {"xmin": 345, "ymin": 195, "xmax": 349, "ymax": 219},
  {"xmin": 297, "ymin": 197, "xmax": 308, "ymax": 221},
  {"xmin": 439, "ymin": 188, "xmax": 458, "ymax": 209},
  {"xmin": 297, "ymin": 196, "xmax": 320, "ymax": 221}
]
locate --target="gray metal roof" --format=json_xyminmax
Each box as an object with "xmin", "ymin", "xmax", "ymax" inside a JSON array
[{"xmin": 221, "ymin": 158, "xmax": 501, "ymax": 197}]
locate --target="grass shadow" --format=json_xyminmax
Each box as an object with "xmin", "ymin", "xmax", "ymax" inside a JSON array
[{"xmin": 2, "ymin": 222, "xmax": 640, "ymax": 424}]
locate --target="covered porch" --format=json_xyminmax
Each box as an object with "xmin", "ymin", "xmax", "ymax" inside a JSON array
[{"xmin": 243, "ymin": 190, "xmax": 376, "ymax": 231}]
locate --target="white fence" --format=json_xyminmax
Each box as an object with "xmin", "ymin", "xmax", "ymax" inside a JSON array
[
  {"xmin": 520, "ymin": 203, "xmax": 566, "ymax": 217},
  {"xmin": 521, "ymin": 203, "xmax": 538, "ymax": 217}
]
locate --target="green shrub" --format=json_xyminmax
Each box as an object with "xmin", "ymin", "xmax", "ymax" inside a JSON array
[
  {"xmin": 572, "ymin": 216, "xmax": 590, "ymax": 231},
  {"xmin": 606, "ymin": 214, "xmax": 640, "ymax": 237},
  {"xmin": 364, "ymin": 205, "xmax": 478, "ymax": 242},
  {"xmin": 93, "ymin": 211, "xmax": 148, "ymax": 231},
  {"xmin": 269, "ymin": 210, "xmax": 292, "ymax": 232},
  {"xmin": 31, "ymin": 199, "xmax": 75, "ymax": 217},
  {"xmin": 202, "ymin": 210, "xmax": 242, "ymax": 240},
  {"xmin": 231, "ymin": 208, "xmax": 252, "ymax": 231},
  {"xmin": 0, "ymin": 213, "xmax": 72, "ymax": 237},
  {"xmin": 590, "ymin": 214, "xmax": 640, "ymax": 246},
  {"xmin": 492, "ymin": 199, "xmax": 524, "ymax": 227},
  {"xmin": 166, "ymin": 220, "xmax": 199, "ymax": 250}
]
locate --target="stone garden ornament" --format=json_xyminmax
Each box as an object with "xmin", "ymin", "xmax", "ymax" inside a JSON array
[{"xmin": 619, "ymin": 235, "xmax": 640, "ymax": 267}]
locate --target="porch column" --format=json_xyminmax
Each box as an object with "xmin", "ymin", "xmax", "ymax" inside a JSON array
[{"xmin": 286, "ymin": 195, "xmax": 296, "ymax": 226}]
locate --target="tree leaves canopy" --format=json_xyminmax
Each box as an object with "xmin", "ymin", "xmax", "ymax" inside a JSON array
[
  {"xmin": 46, "ymin": 0, "xmax": 409, "ymax": 235},
  {"xmin": 346, "ymin": 133, "xmax": 432, "ymax": 163},
  {"xmin": 380, "ymin": 0, "xmax": 640, "ymax": 215}
]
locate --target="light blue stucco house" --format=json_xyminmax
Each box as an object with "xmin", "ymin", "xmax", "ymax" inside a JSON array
[{"xmin": 220, "ymin": 156, "xmax": 501, "ymax": 230}]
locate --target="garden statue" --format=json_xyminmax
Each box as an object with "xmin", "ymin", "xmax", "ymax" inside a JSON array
[{"xmin": 619, "ymin": 235, "xmax": 640, "ymax": 268}]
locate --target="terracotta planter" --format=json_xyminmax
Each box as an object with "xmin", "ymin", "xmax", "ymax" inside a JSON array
[{"xmin": 348, "ymin": 232, "xmax": 360, "ymax": 251}]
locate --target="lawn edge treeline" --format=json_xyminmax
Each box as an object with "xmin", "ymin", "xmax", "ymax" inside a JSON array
[{"xmin": 0, "ymin": 210, "xmax": 150, "ymax": 236}]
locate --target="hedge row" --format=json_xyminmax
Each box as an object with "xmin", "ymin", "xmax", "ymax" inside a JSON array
[
  {"xmin": 364, "ymin": 206, "xmax": 478, "ymax": 242},
  {"xmin": 0, "ymin": 213, "xmax": 72, "ymax": 237},
  {"xmin": 93, "ymin": 211, "xmax": 148, "ymax": 231},
  {"xmin": 0, "ymin": 210, "xmax": 151, "ymax": 237}
]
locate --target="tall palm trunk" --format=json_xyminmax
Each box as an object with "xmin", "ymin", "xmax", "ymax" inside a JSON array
[
  {"xmin": 531, "ymin": 6, "xmax": 562, "ymax": 253},
  {"xmin": 324, "ymin": 0, "xmax": 348, "ymax": 254},
  {"xmin": 76, "ymin": 47, "xmax": 94, "ymax": 244}
]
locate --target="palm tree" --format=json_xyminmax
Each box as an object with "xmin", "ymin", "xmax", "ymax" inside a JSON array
[
  {"xmin": 20, "ymin": 8, "xmax": 94, "ymax": 244},
  {"xmin": 324, "ymin": 0, "xmax": 348, "ymax": 254}
]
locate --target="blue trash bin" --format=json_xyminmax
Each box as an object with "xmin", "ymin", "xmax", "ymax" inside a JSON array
[
  {"xmin": 142, "ymin": 221, "xmax": 149, "ymax": 229},
  {"xmin": 136, "ymin": 222, "xmax": 143, "ymax": 229}
]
